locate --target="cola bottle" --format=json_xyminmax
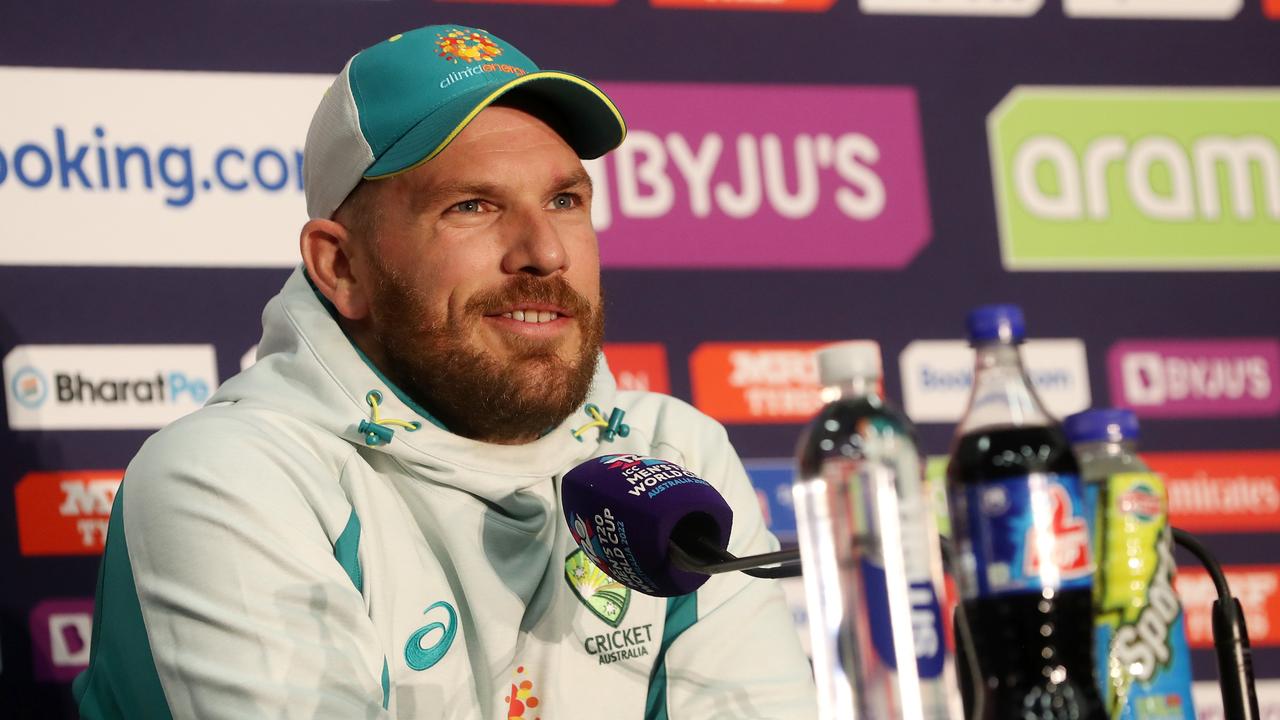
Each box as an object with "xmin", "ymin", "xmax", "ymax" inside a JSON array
[{"xmin": 945, "ymin": 305, "xmax": 1105, "ymax": 720}]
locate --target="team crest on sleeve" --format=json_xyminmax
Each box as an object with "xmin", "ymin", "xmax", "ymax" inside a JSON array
[{"xmin": 564, "ymin": 549, "xmax": 630, "ymax": 627}]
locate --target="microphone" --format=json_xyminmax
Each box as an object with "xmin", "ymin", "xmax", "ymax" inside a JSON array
[{"xmin": 561, "ymin": 453, "xmax": 802, "ymax": 597}]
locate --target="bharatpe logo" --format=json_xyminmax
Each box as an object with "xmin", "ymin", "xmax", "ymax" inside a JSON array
[
  {"xmin": 589, "ymin": 83, "xmax": 930, "ymax": 269},
  {"xmin": 1109, "ymin": 339, "xmax": 1280, "ymax": 419},
  {"xmin": 3, "ymin": 344, "xmax": 218, "ymax": 430},
  {"xmin": 899, "ymin": 339, "xmax": 1091, "ymax": 423},
  {"xmin": 860, "ymin": 0, "xmax": 1042, "ymax": 15},
  {"xmin": 989, "ymin": 87, "xmax": 1280, "ymax": 270},
  {"xmin": 9, "ymin": 366, "xmax": 48, "ymax": 408}
]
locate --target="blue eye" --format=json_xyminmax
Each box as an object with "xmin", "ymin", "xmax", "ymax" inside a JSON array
[
  {"xmin": 453, "ymin": 200, "xmax": 482, "ymax": 213},
  {"xmin": 551, "ymin": 194, "xmax": 578, "ymax": 209}
]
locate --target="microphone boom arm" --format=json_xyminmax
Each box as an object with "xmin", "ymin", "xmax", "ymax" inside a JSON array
[{"xmin": 669, "ymin": 535, "xmax": 803, "ymax": 579}]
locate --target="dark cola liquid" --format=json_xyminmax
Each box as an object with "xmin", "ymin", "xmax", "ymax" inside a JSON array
[{"xmin": 947, "ymin": 425, "xmax": 1105, "ymax": 720}]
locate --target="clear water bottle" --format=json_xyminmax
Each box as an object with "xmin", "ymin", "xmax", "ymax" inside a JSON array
[
  {"xmin": 794, "ymin": 341, "xmax": 961, "ymax": 720},
  {"xmin": 1064, "ymin": 409, "xmax": 1196, "ymax": 720},
  {"xmin": 945, "ymin": 305, "xmax": 1105, "ymax": 720}
]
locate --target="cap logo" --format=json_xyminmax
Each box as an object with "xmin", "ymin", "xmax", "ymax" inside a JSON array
[{"xmin": 436, "ymin": 29, "xmax": 503, "ymax": 64}]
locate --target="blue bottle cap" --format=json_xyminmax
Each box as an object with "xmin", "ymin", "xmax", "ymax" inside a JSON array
[
  {"xmin": 966, "ymin": 304, "xmax": 1026, "ymax": 344},
  {"xmin": 1063, "ymin": 408, "xmax": 1140, "ymax": 444}
]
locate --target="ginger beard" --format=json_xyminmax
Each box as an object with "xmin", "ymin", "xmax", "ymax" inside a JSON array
[{"xmin": 366, "ymin": 261, "xmax": 605, "ymax": 443}]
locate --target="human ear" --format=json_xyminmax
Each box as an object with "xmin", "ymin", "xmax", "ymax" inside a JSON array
[{"xmin": 300, "ymin": 218, "xmax": 371, "ymax": 321}]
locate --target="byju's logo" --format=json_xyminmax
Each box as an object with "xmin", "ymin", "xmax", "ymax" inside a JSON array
[
  {"xmin": 899, "ymin": 339, "xmax": 1091, "ymax": 423},
  {"xmin": 989, "ymin": 87, "xmax": 1280, "ymax": 270},
  {"xmin": 9, "ymin": 366, "xmax": 47, "ymax": 408},
  {"xmin": 4, "ymin": 344, "xmax": 218, "ymax": 430},
  {"xmin": 1109, "ymin": 339, "xmax": 1280, "ymax": 418},
  {"xmin": 588, "ymin": 83, "xmax": 931, "ymax": 269},
  {"xmin": 30, "ymin": 599, "xmax": 95, "ymax": 682}
]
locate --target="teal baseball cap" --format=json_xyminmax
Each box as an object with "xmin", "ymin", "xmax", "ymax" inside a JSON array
[{"xmin": 304, "ymin": 25, "xmax": 627, "ymax": 219}]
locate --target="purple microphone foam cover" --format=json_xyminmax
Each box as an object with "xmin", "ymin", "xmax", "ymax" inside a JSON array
[{"xmin": 561, "ymin": 454, "xmax": 733, "ymax": 597}]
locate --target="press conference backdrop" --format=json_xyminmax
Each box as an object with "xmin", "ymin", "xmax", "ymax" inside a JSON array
[{"xmin": 2, "ymin": 1, "xmax": 1278, "ymax": 716}]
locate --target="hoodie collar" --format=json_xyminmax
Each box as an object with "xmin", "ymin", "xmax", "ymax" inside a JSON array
[{"xmin": 213, "ymin": 267, "xmax": 617, "ymax": 484}]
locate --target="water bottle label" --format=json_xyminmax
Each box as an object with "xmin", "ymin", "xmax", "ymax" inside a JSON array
[
  {"xmin": 862, "ymin": 558, "xmax": 947, "ymax": 678},
  {"xmin": 964, "ymin": 473, "xmax": 1094, "ymax": 597}
]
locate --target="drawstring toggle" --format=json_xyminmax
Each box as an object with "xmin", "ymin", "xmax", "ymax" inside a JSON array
[
  {"xmin": 571, "ymin": 403, "xmax": 630, "ymax": 443},
  {"xmin": 359, "ymin": 390, "xmax": 421, "ymax": 447}
]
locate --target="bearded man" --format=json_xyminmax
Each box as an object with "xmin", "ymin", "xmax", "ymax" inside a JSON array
[{"xmin": 73, "ymin": 24, "xmax": 816, "ymax": 720}]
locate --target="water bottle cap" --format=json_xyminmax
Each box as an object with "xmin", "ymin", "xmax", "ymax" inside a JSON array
[
  {"xmin": 1064, "ymin": 408, "xmax": 1140, "ymax": 444},
  {"xmin": 967, "ymin": 304, "xmax": 1026, "ymax": 344},
  {"xmin": 816, "ymin": 341, "xmax": 881, "ymax": 386}
]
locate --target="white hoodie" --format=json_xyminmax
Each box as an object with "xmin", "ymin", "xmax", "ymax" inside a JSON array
[{"xmin": 73, "ymin": 267, "xmax": 817, "ymax": 720}]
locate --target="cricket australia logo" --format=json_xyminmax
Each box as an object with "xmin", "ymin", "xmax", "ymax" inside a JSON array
[
  {"xmin": 565, "ymin": 548, "xmax": 630, "ymax": 627},
  {"xmin": 435, "ymin": 29, "xmax": 503, "ymax": 64}
]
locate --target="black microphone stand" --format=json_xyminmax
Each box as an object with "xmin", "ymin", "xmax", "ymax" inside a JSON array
[{"xmin": 1173, "ymin": 527, "xmax": 1260, "ymax": 720}]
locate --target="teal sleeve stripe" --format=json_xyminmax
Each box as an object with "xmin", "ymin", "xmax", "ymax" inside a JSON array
[
  {"xmin": 72, "ymin": 487, "xmax": 174, "ymax": 720},
  {"xmin": 334, "ymin": 509, "xmax": 363, "ymax": 592},
  {"xmin": 643, "ymin": 593, "xmax": 698, "ymax": 720},
  {"xmin": 336, "ymin": 509, "xmax": 390, "ymax": 711},
  {"xmin": 381, "ymin": 658, "xmax": 391, "ymax": 710}
]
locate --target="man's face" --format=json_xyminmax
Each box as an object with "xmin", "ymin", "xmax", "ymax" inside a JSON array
[{"xmin": 348, "ymin": 105, "xmax": 604, "ymax": 444}]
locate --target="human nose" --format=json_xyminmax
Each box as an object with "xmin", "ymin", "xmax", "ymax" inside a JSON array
[{"xmin": 501, "ymin": 206, "xmax": 569, "ymax": 277}]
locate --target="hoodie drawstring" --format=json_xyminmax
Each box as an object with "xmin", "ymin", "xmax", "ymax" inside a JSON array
[
  {"xmin": 571, "ymin": 403, "xmax": 629, "ymax": 443},
  {"xmin": 358, "ymin": 390, "xmax": 422, "ymax": 446}
]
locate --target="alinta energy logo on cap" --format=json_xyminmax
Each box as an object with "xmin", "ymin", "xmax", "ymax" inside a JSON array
[{"xmin": 435, "ymin": 29, "xmax": 503, "ymax": 64}]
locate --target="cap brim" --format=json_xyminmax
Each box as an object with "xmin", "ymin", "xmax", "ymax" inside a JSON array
[{"xmin": 364, "ymin": 70, "xmax": 626, "ymax": 180}]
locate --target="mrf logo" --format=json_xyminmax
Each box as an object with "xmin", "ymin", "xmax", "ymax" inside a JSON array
[
  {"xmin": 692, "ymin": 341, "xmax": 879, "ymax": 424},
  {"xmin": 30, "ymin": 599, "xmax": 95, "ymax": 681},
  {"xmin": 17, "ymin": 471, "xmax": 123, "ymax": 555}
]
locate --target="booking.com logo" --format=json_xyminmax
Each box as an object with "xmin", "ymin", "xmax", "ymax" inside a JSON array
[
  {"xmin": 0, "ymin": 126, "xmax": 304, "ymax": 208},
  {"xmin": 10, "ymin": 366, "xmax": 48, "ymax": 409}
]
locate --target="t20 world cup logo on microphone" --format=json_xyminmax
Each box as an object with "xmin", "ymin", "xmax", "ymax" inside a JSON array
[{"xmin": 569, "ymin": 512, "xmax": 608, "ymax": 568}]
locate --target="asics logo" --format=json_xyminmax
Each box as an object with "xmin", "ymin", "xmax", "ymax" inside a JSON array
[{"xmin": 405, "ymin": 600, "xmax": 457, "ymax": 671}]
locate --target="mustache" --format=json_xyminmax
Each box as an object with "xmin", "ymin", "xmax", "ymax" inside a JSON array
[{"xmin": 466, "ymin": 275, "xmax": 595, "ymax": 319}]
